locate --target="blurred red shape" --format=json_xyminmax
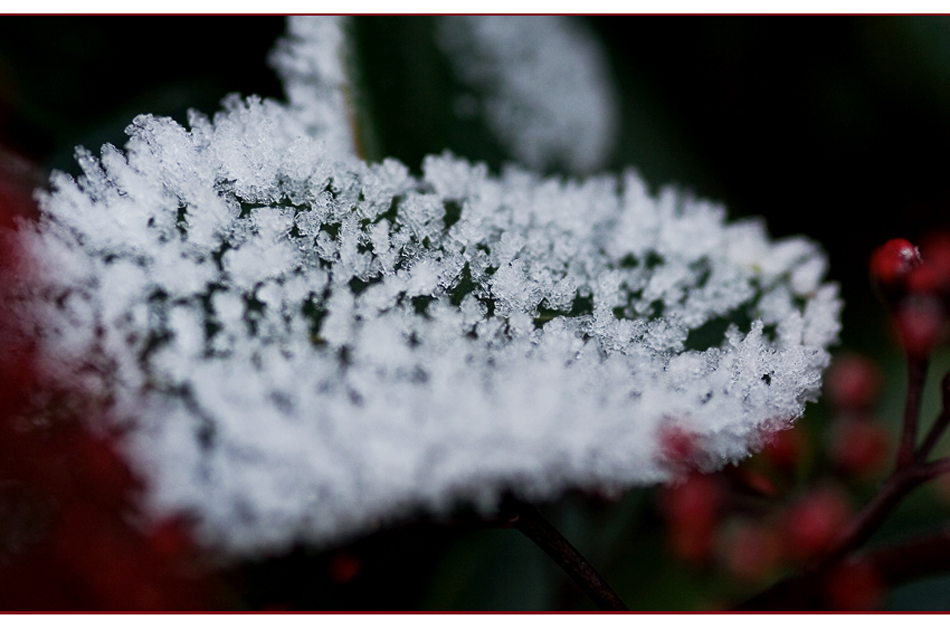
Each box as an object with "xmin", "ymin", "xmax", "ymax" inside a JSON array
[
  {"xmin": 660, "ymin": 473, "xmax": 724, "ymax": 564},
  {"xmin": 829, "ymin": 418, "xmax": 891, "ymax": 480},
  {"xmin": 783, "ymin": 486, "xmax": 852, "ymax": 563},
  {"xmin": 717, "ymin": 518, "xmax": 784, "ymax": 583},
  {"xmin": 870, "ymin": 238, "xmax": 921, "ymax": 305},
  {"xmin": 826, "ymin": 353, "xmax": 883, "ymax": 411},
  {"xmin": 894, "ymin": 295, "xmax": 946, "ymax": 358},
  {"xmin": 762, "ymin": 426, "xmax": 807, "ymax": 472}
]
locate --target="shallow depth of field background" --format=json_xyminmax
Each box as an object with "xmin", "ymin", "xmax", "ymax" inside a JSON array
[{"xmin": 3, "ymin": 16, "xmax": 950, "ymax": 610}]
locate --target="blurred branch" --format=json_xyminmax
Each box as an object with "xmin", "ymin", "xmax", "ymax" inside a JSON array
[
  {"xmin": 897, "ymin": 357, "xmax": 928, "ymax": 470},
  {"xmin": 500, "ymin": 496, "xmax": 628, "ymax": 612},
  {"xmin": 737, "ymin": 363, "xmax": 950, "ymax": 610},
  {"xmin": 916, "ymin": 371, "xmax": 950, "ymax": 462}
]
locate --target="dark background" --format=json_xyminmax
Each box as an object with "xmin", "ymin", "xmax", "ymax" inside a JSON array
[{"xmin": 3, "ymin": 16, "xmax": 950, "ymax": 610}]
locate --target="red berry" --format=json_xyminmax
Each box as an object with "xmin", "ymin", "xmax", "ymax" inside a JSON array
[
  {"xmin": 660, "ymin": 473, "xmax": 724, "ymax": 563},
  {"xmin": 826, "ymin": 354, "xmax": 883, "ymax": 411},
  {"xmin": 894, "ymin": 295, "xmax": 946, "ymax": 358},
  {"xmin": 870, "ymin": 238, "xmax": 921, "ymax": 304},
  {"xmin": 828, "ymin": 418, "xmax": 891, "ymax": 479},
  {"xmin": 762, "ymin": 426, "xmax": 807, "ymax": 472},
  {"xmin": 661, "ymin": 473, "xmax": 723, "ymax": 525},
  {"xmin": 783, "ymin": 487, "xmax": 852, "ymax": 563},
  {"xmin": 871, "ymin": 238, "xmax": 921, "ymax": 301},
  {"xmin": 0, "ymin": 158, "xmax": 217, "ymax": 610},
  {"xmin": 907, "ymin": 233, "xmax": 950, "ymax": 298},
  {"xmin": 716, "ymin": 518, "xmax": 784, "ymax": 583}
]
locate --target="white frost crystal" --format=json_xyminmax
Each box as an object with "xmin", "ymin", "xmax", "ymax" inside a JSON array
[
  {"xmin": 437, "ymin": 16, "xmax": 619, "ymax": 173},
  {"xmin": 22, "ymin": 17, "xmax": 840, "ymax": 555}
]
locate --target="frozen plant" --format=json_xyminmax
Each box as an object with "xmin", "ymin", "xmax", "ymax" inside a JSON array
[{"xmin": 18, "ymin": 17, "xmax": 840, "ymax": 562}]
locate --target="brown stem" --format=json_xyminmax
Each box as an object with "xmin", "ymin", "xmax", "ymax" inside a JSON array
[
  {"xmin": 737, "ymin": 527, "xmax": 950, "ymax": 610},
  {"xmin": 916, "ymin": 371, "xmax": 950, "ymax": 462},
  {"xmin": 500, "ymin": 496, "xmax": 628, "ymax": 612},
  {"xmin": 814, "ymin": 468, "xmax": 929, "ymax": 571},
  {"xmin": 897, "ymin": 357, "xmax": 929, "ymax": 470},
  {"xmin": 736, "ymin": 465, "xmax": 935, "ymax": 610},
  {"xmin": 920, "ymin": 456, "xmax": 950, "ymax": 480}
]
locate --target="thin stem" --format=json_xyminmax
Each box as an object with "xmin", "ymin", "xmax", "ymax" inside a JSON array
[
  {"xmin": 916, "ymin": 371, "xmax": 950, "ymax": 462},
  {"xmin": 813, "ymin": 467, "xmax": 928, "ymax": 571},
  {"xmin": 737, "ymin": 465, "xmax": 935, "ymax": 610},
  {"xmin": 920, "ymin": 456, "xmax": 950, "ymax": 480},
  {"xmin": 897, "ymin": 357, "xmax": 929, "ymax": 470},
  {"xmin": 500, "ymin": 496, "xmax": 628, "ymax": 612},
  {"xmin": 737, "ymin": 525, "xmax": 950, "ymax": 610}
]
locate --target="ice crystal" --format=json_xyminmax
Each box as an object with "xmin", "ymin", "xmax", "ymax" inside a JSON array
[{"xmin": 20, "ymin": 17, "xmax": 840, "ymax": 555}]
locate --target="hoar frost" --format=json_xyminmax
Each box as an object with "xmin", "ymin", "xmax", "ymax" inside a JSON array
[{"xmin": 21, "ymin": 17, "xmax": 840, "ymax": 556}]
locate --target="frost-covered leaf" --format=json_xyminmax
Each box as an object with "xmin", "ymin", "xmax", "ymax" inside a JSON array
[{"xmin": 19, "ymin": 17, "xmax": 841, "ymax": 556}]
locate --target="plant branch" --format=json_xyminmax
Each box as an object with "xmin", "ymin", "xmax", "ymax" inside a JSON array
[
  {"xmin": 897, "ymin": 357, "xmax": 929, "ymax": 470},
  {"xmin": 500, "ymin": 496, "xmax": 628, "ymax": 612},
  {"xmin": 737, "ymin": 526, "xmax": 950, "ymax": 610},
  {"xmin": 815, "ymin": 468, "xmax": 931, "ymax": 570},
  {"xmin": 916, "ymin": 371, "xmax": 950, "ymax": 462},
  {"xmin": 736, "ymin": 463, "xmax": 938, "ymax": 610}
]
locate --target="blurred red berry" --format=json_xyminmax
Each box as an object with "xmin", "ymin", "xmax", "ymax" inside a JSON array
[
  {"xmin": 0, "ymin": 157, "xmax": 217, "ymax": 611},
  {"xmin": 661, "ymin": 473, "xmax": 724, "ymax": 525},
  {"xmin": 894, "ymin": 295, "xmax": 946, "ymax": 358},
  {"xmin": 762, "ymin": 426, "xmax": 807, "ymax": 473},
  {"xmin": 826, "ymin": 354, "xmax": 883, "ymax": 411},
  {"xmin": 660, "ymin": 473, "xmax": 724, "ymax": 563},
  {"xmin": 716, "ymin": 518, "xmax": 784, "ymax": 583},
  {"xmin": 828, "ymin": 418, "xmax": 891, "ymax": 480},
  {"xmin": 870, "ymin": 238, "xmax": 921, "ymax": 305},
  {"xmin": 907, "ymin": 233, "xmax": 950, "ymax": 299},
  {"xmin": 824, "ymin": 560, "xmax": 884, "ymax": 611},
  {"xmin": 783, "ymin": 487, "xmax": 852, "ymax": 563}
]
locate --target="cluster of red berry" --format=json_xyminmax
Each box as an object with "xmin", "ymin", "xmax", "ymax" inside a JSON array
[
  {"xmin": 650, "ymin": 235, "xmax": 950, "ymax": 610},
  {"xmin": 0, "ymin": 152, "xmax": 218, "ymax": 611},
  {"xmin": 656, "ymin": 347, "xmax": 893, "ymax": 609},
  {"xmin": 871, "ymin": 236, "xmax": 950, "ymax": 358}
]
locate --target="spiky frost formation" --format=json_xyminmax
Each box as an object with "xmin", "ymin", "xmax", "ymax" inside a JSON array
[
  {"xmin": 22, "ymin": 89, "xmax": 840, "ymax": 554},
  {"xmin": 436, "ymin": 16, "xmax": 619, "ymax": 173}
]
